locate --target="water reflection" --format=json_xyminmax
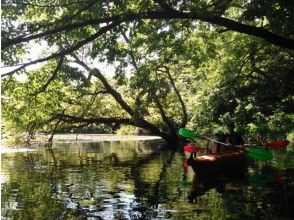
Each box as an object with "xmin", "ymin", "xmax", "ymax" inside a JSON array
[
  {"xmin": 1, "ymin": 140, "xmax": 294, "ymax": 219},
  {"xmin": 188, "ymin": 172, "xmax": 246, "ymax": 203}
]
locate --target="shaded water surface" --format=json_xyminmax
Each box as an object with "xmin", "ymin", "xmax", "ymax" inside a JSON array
[{"xmin": 1, "ymin": 139, "xmax": 294, "ymax": 219}]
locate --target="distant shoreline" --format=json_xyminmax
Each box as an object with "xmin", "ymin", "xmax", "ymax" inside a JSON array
[
  {"xmin": 31, "ymin": 133, "xmax": 164, "ymax": 143},
  {"xmin": 1, "ymin": 134, "xmax": 165, "ymax": 153}
]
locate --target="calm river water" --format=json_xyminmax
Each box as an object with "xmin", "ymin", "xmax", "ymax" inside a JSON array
[{"xmin": 1, "ymin": 139, "xmax": 294, "ymax": 219}]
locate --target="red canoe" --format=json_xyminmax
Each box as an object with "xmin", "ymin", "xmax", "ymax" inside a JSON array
[{"xmin": 187, "ymin": 149, "xmax": 248, "ymax": 176}]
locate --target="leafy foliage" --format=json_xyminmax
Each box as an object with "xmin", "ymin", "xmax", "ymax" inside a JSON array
[{"xmin": 1, "ymin": 0, "xmax": 294, "ymax": 144}]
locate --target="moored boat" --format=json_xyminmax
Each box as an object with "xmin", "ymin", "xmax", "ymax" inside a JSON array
[{"xmin": 187, "ymin": 149, "xmax": 248, "ymax": 177}]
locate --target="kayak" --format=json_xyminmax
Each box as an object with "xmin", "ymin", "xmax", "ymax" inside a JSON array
[{"xmin": 187, "ymin": 149, "xmax": 248, "ymax": 177}]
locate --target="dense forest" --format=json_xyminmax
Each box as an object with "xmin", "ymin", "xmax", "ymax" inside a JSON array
[{"xmin": 1, "ymin": 0, "xmax": 294, "ymax": 146}]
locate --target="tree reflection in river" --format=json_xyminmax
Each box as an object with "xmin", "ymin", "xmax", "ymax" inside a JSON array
[{"xmin": 1, "ymin": 140, "xmax": 294, "ymax": 219}]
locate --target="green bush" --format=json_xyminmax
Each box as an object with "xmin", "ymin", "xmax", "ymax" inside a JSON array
[{"xmin": 116, "ymin": 125, "xmax": 136, "ymax": 135}]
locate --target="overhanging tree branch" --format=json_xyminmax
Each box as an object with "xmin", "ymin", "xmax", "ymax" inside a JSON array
[
  {"xmin": 152, "ymin": 92, "xmax": 175, "ymax": 130},
  {"xmin": 72, "ymin": 59, "xmax": 165, "ymax": 137},
  {"xmin": 2, "ymin": 17, "xmax": 121, "ymax": 49},
  {"xmin": 1, "ymin": 20, "xmax": 121, "ymax": 77},
  {"xmin": 31, "ymin": 57, "xmax": 64, "ymax": 96},
  {"xmin": 90, "ymin": 68, "xmax": 135, "ymax": 115},
  {"xmin": 3, "ymin": 10, "xmax": 294, "ymax": 51},
  {"xmin": 119, "ymin": 30, "xmax": 178, "ymax": 135},
  {"xmin": 156, "ymin": 66, "xmax": 188, "ymax": 127},
  {"xmin": 115, "ymin": 30, "xmax": 182, "ymax": 136},
  {"xmin": 72, "ymin": 56, "xmax": 135, "ymax": 115}
]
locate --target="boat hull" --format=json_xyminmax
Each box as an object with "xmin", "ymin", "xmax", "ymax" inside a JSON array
[{"xmin": 188, "ymin": 150, "xmax": 248, "ymax": 177}]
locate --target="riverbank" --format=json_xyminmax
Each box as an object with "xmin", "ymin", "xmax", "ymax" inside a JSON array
[
  {"xmin": 1, "ymin": 133, "xmax": 165, "ymax": 153},
  {"xmin": 2, "ymin": 133, "xmax": 164, "ymax": 146},
  {"xmin": 32, "ymin": 133, "xmax": 163, "ymax": 143}
]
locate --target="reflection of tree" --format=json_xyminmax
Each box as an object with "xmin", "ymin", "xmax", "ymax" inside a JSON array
[
  {"xmin": 4, "ymin": 141, "xmax": 293, "ymax": 219},
  {"xmin": 48, "ymin": 148, "xmax": 58, "ymax": 170},
  {"xmin": 2, "ymin": 141, "xmax": 173, "ymax": 219},
  {"xmin": 150, "ymin": 151, "xmax": 176, "ymax": 206},
  {"xmin": 1, "ymin": 153, "xmax": 65, "ymax": 219},
  {"xmin": 129, "ymin": 150, "xmax": 176, "ymax": 212},
  {"xmin": 188, "ymin": 173, "xmax": 246, "ymax": 219},
  {"xmin": 98, "ymin": 147, "xmax": 179, "ymax": 218}
]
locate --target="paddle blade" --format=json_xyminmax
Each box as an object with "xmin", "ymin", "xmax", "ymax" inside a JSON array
[
  {"xmin": 265, "ymin": 140, "xmax": 290, "ymax": 149},
  {"xmin": 183, "ymin": 145, "xmax": 202, "ymax": 153},
  {"xmin": 245, "ymin": 148, "xmax": 273, "ymax": 161},
  {"xmin": 178, "ymin": 128, "xmax": 198, "ymax": 139}
]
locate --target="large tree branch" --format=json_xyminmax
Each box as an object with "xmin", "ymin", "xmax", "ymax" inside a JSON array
[
  {"xmin": 113, "ymin": 30, "xmax": 179, "ymax": 137},
  {"xmin": 3, "ymin": 10, "xmax": 294, "ymax": 50},
  {"xmin": 72, "ymin": 56, "xmax": 135, "ymax": 116},
  {"xmin": 55, "ymin": 113, "xmax": 167, "ymax": 140},
  {"xmin": 2, "ymin": 10, "xmax": 293, "ymax": 77},
  {"xmin": 31, "ymin": 57, "xmax": 64, "ymax": 96},
  {"xmin": 72, "ymin": 59, "xmax": 165, "ymax": 137},
  {"xmin": 152, "ymin": 93, "xmax": 175, "ymax": 130},
  {"xmin": 90, "ymin": 68, "xmax": 135, "ymax": 115},
  {"xmin": 118, "ymin": 31, "xmax": 176, "ymax": 135},
  {"xmin": 1, "ymin": 21, "xmax": 121, "ymax": 77},
  {"xmin": 2, "ymin": 18, "xmax": 120, "ymax": 49},
  {"xmin": 156, "ymin": 66, "xmax": 188, "ymax": 127},
  {"xmin": 79, "ymin": 87, "xmax": 107, "ymax": 116}
]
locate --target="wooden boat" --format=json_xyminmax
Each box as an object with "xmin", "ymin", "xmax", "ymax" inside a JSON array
[{"xmin": 187, "ymin": 149, "xmax": 248, "ymax": 177}]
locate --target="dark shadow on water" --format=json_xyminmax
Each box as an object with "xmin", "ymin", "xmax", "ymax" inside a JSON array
[
  {"xmin": 187, "ymin": 163, "xmax": 294, "ymax": 219},
  {"xmin": 188, "ymin": 168, "xmax": 247, "ymax": 204}
]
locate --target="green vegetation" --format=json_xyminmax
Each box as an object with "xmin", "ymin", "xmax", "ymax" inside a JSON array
[{"xmin": 2, "ymin": 0, "xmax": 294, "ymax": 146}]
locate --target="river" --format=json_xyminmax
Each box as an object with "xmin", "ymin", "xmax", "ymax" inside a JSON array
[{"xmin": 1, "ymin": 136, "xmax": 294, "ymax": 219}]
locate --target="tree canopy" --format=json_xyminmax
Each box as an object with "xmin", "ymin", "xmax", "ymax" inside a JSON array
[{"xmin": 1, "ymin": 0, "xmax": 294, "ymax": 145}]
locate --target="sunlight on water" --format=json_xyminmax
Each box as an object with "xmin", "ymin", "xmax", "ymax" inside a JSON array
[
  {"xmin": 0, "ymin": 173, "xmax": 10, "ymax": 184},
  {"xmin": 1, "ymin": 147, "xmax": 35, "ymax": 154}
]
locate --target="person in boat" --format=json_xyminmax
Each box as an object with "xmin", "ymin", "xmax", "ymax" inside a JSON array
[
  {"xmin": 211, "ymin": 120, "xmax": 244, "ymax": 153},
  {"xmin": 211, "ymin": 131, "xmax": 226, "ymax": 154},
  {"xmin": 224, "ymin": 120, "xmax": 244, "ymax": 150}
]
